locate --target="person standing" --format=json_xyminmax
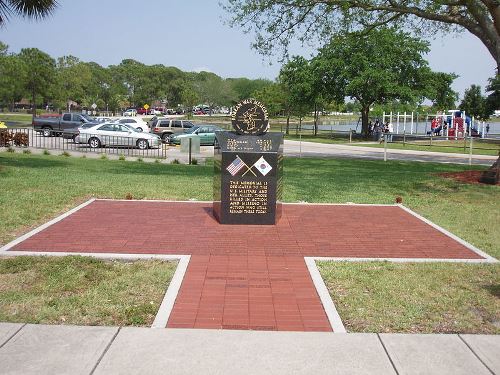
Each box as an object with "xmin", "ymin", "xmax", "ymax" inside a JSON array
[
  {"xmin": 486, "ymin": 123, "xmax": 490, "ymax": 136},
  {"xmin": 385, "ymin": 120, "xmax": 394, "ymax": 142}
]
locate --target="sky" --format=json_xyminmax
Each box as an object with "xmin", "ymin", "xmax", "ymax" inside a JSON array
[{"xmin": 0, "ymin": 0, "xmax": 495, "ymax": 99}]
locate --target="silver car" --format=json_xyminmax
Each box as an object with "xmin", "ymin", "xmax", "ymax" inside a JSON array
[{"xmin": 78, "ymin": 123, "xmax": 161, "ymax": 150}]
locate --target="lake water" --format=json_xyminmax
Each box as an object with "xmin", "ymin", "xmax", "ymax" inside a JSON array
[{"xmin": 294, "ymin": 120, "xmax": 500, "ymax": 136}]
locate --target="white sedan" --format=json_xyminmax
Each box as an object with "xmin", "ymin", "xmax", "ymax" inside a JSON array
[
  {"xmin": 78, "ymin": 123, "xmax": 161, "ymax": 150},
  {"xmin": 115, "ymin": 117, "xmax": 149, "ymax": 132}
]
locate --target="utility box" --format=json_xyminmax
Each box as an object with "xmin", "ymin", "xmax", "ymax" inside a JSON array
[{"xmin": 180, "ymin": 135, "xmax": 200, "ymax": 153}]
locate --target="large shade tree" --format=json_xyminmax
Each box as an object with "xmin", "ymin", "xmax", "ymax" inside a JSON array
[
  {"xmin": 485, "ymin": 74, "xmax": 500, "ymax": 116},
  {"xmin": 225, "ymin": 0, "xmax": 500, "ymax": 71},
  {"xmin": 280, "ymin": 56, "xmax": 327, "ymax": 135},
  {"xmin": 18, "ymin": 48, "xmax": 56, "ymax": 119},
  {"xmin": 460, "ymin": 84, "xmax": 487, "ymax": 119},
  {"xmin": 312, "ymin": 28, "xmax": 434, "ymax": 135},
  {"xmin": 0, "ymin": 0, "xmax": 57, "ymax": 25},
  {"xmin": 0, "ymin": 42, "xmax": 27, "ymax": 110}
]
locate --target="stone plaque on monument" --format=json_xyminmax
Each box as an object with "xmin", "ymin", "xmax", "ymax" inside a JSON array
[{"xmin": 213, "ymin": 99, "xmax": 283, "ymax": 225}]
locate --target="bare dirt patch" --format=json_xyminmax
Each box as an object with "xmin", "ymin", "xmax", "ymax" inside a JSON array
[{"xmin": 438, "ymin": 170, "xmax": 499, "ymax": 185}]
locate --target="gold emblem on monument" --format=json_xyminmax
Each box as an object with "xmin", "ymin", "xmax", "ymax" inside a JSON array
[{"xmin": 231, "ymin": 99, "xmax": 269, "ymax": 135}]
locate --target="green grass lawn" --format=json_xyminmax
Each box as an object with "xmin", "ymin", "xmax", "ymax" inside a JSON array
[
  {"xmin": 0, "ymin": 113, "xmax": 32, "ymax": 126},
  {"xmin": 0, "ymin": 151, "xmax": 499, "ymax": 332},
  {"xmin": 318, "ymin": 262, "xmax": 499, "ymax": 334},
  {"xmin": 0, "ymin": 256, "xmax": 177, "ymax": 326},
  {"xmin": 358, "ymin": 139, "xmax": 500, "ymax": 156}
]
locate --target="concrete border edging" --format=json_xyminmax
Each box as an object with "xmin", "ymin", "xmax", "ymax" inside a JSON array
[
  {"xmin": 0, "ymin": 198, "xmax": 96, "ymax": 254},
  {"xmin": 304, "ymin": 257, "xmax": 346, "ymax": 333},
  {"xmin": 151, "ymin": 255, "xmax": 190, "ymax": 328},
  {"xmin": 397, "ymin": 204, "xmax": 498, "ymax": 263}
]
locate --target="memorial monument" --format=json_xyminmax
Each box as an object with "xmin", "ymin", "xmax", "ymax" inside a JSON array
[{"xmin": 213, "ymin": 99, "xmax": 283, "ymax": 225}]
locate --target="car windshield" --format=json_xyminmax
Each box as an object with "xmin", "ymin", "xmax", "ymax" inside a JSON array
[
  {"xmin": 81, "ymin": 114, "xmax": 94, "ymax": 122},
  {"xmin": 122, "ymin": 124, "xmax": 139, "ymax": 132},
  {"xmin": 80, "ymin": 123, "xmax": 97, "ymax": 129},
  {"xmin": 185, "ymin": 126, "xmax": 200, "ymax": 134}
]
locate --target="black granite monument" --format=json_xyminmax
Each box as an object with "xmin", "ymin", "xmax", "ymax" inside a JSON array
[{"xmin": 213, "ymin": 99, "xmax": 283, "ymax": 225}]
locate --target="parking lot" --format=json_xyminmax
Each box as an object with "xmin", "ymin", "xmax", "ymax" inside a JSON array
[{"xmin": 2, "ymin": 128, "xmax": 213, "ymax": 162}]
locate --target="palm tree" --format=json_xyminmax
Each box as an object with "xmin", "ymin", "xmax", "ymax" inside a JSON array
[{"xmin": 0, "ymin": 0, "xmax": 58, "ymax": 26}]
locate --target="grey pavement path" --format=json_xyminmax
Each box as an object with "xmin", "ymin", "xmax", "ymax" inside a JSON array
[
  {"xmin": 284, "ymin": 140, "xmax": 498, "ymax": 165},
  {"xmin": 0, "ymin": 323, "xmax": 498, "ymax": 375},
  {"xmin": 3, "ymin": 138, "xmax": 498, "ymax": 166}
]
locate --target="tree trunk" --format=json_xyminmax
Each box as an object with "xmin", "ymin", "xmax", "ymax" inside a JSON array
[
  {"xmin": 361, "ymin": 105, "xmax": 370, "ymax": 137},
  {"xmin": 286, "ymin": 111, "xmax": 290, "ymax": 135},
  {"xmin": 313, "ymin": 104, "xmax": 318, "ymax": 136},
  {"xmin": 32, "ymin": 88, "xmax": 36, "ymax": 123}
]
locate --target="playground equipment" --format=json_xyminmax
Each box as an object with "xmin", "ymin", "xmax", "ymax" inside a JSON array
[
  {"xmin": 382, "ymin": 112, "xmax": 415, "ymax": 134},
  {"xmin": 426, "ymin": 110, "xmax": 479, "ymax": 139}
]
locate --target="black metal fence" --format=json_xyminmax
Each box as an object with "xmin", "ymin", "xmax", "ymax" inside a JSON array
[{"xmin": 0, "ymin": 128, "xmax": 169, "ymax": 159}]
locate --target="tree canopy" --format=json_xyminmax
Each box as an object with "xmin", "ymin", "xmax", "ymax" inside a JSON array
[
  {"xmin": 0, "ymin": 42, "xmax": 274, "ymax": 113},
  {"xmin": 460, "ymin": 84, "xmax": 487, "ymax": 119},
  {"xmin": 280, "ymin": 28, "xmax": 444, "ymax": 134},
  {"xmin": 485, "ymin": 74, "xmax": 500, "ymax": 116},
  {"xmin": 0, "ymin": 0, "xmax": 57, "ymax": 26},
  {"xmin": 18, "ymin": 47, "xmax": 56, "ymax": 118},
  {"xmin": 224, "ymin": 0, "xmax": 500, "ymax": 71}
]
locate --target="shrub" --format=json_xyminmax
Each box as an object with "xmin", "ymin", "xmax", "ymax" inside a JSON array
[
  {"xmin": 137, "ymin": 157, "xmax": 143, "ymax": 162},
  {"xmin": 190, "ymin": 158, "xmax": 198, "ymax": 165},
  {"xmin": 118, "ymin": 154, "xmax": 126, "ymax": 161},
  {"xmin": 0, "ymin": 130, "xmax": 12, "ymax": 147},
  {"xmin": 60, "ymin": 151, "xmax": 71, "ymax": 157},
  {"xmin": 12, "ymin": 132, "xmax": 29, "ymax": 147},
  {"xmin": 171, "ymin": 159, "xmax": 180, "ymax": 164},
  {"xmin": 43, "ymin": 149, "xmax": 50, "ymax": 155},
  {"xmin": 7, "ymin": 146, "xmax": 15, "ymax": 153},
  {"xmin": 125, "ymin": 193, "xmax": 133, "ymax": 200},
  {"xmin": 100, "ymin": 154, "xmax": 107, "ymax": 160},
  {"xmin": 23, "ymin": 149, "xmax": 31, "ymax": 154},
  {"xmin": 154, "ymin": 158, "xmax": 161, "ymax": 164}
]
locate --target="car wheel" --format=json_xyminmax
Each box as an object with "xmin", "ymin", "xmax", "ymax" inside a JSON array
[
  {"xmin": 42, "ymin": 127, "xmax": 52, "ymax": 137},
  {"xmin": 137, "ymin": 139, "xmax": 148, "ymax": 150},
  {"xmin": 162, "ymin": 133, "xmax": 172, "ymax": 143},
  {"xmin": 89, "ymin": 137, "xmax": 101, "ymax": 149}
]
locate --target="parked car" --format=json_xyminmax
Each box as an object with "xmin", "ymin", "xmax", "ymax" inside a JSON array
[
  {"xmin": 122, "ymin": 109, "xmax": 137, "ymax": 116},
  {"xmin": 94, "ymin": 117, "xmax": 112, "ymax": 123},
  {"xmin": 170, "ymin": 125, "xmax": 223, "ymax": 145},
  {"xmin": 115, "ymin": 117, "xmax": 149, "ymax": 132},
  {"xmin": 33, "ymin": 112, "xmax": 96, "ymax": 139},
  {"xmin": 149, "ymin": 108, "xmax": 163, "ymax": 115},
  {"xmin": 149, "ymin": 117, "xmax": 194, "ymax": 142},
  {"xmin": 78, "ymin": 123, "xmax": 161, "ymax": 150}
]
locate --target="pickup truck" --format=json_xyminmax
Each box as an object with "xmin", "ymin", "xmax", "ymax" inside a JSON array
[{"xmin": 33, "ymin": 113, "xmax": 96, "ymax": 138}]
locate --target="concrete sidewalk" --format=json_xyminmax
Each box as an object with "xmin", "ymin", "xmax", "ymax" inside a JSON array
[
  {"xmin": 0, "ymin": 323, "xmax": 498, "ymax": 374},
  {"xmin": 284, "ymin": 140, "xmax": 498, "ymax": 165}
]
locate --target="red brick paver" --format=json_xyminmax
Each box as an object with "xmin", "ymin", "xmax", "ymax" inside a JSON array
[{"xmin": 10, "ymin": 201, "xmax": 484, "ymax": 332}]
